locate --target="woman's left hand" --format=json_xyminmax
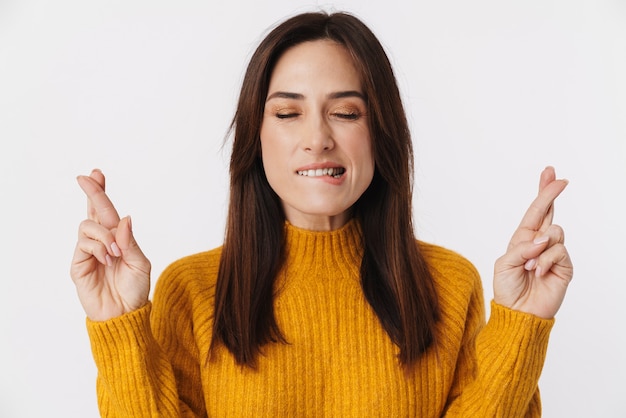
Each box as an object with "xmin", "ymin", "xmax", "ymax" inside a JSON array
[{"xmin": 493, "ymin": 166, "xmax": 573, "ymax": 319}]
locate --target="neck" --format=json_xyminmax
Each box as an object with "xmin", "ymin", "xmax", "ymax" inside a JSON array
[{"xmin": 282, "ymin": 209, "xmax": 352, "ymax": 231}]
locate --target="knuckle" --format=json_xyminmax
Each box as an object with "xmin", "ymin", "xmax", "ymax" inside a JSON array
[
  {"xmin": 78, "ymin": 219, "xmax": 92, "ymax": 231},
  {"xmin": 550, "ymin": 224, "xmax": 565, "ymax": 239}
]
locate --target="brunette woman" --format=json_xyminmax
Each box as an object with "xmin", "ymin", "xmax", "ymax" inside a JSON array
[{"xmin": 71, "ymin": 11, "xmax": 572, "ymax": 417}]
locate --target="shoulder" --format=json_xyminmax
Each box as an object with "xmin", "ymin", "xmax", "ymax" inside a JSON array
[
  {"xmin": 153, "ymin": 246, "xmax": 223, "ymax": 304},
  {"xmin": 150, "ymin": 247, "xmax": 223, "ymax": 349},
  {"xmin": 160, "ymin": 247, "xmax": 223, "ymax": 279},
  {"xmin": 418, "ymin": 241, "xmax": 482, "ymax": 298},
  {"xmin": 418, "ymin": 241, "xmax": 479, "ymax": 278}
]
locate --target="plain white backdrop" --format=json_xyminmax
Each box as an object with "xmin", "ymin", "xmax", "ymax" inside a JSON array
[{"xmin": 1, "ymin": 0, "xmax": 624, "ymax": 416}]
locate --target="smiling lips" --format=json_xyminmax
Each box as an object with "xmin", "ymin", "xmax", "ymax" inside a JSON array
[{"xmin": 297, "ymin": 167, "xmax": 346, "ymax": 179}]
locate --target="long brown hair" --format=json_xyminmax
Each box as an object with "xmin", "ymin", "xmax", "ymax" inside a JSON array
[{"xmin": 212, "ymin": 11, "xmax": 440, "ymax": 368}]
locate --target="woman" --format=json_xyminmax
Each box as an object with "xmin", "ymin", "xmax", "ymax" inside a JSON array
[{"xmin": 71, "ymin": 11, "xmax": 572, "ymax": 417}]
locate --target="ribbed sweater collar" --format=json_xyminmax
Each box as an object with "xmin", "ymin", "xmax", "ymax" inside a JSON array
[{"xmin": 281, "ymin": 218, "xmax": 364, "ymax": 280}]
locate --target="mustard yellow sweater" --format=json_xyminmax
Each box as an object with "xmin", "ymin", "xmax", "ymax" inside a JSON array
[{"xmin": 87, "ymin": 220, "xmax": 553, "ymax": 417}]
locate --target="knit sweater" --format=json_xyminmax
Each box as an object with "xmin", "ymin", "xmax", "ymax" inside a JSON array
[{"xmin": 87, "ymin": 220, "xmax": 554, "ymax": 417}]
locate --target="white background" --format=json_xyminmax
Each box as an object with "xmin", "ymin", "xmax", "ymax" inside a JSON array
[{"xmin": 1, "ymin": 0, "xmax": 624, "ymax": 416}]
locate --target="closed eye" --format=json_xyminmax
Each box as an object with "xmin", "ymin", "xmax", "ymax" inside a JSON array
[
  {"xmin": 333, "ymin": 112, "xmax": 360, "ymax": 120},
  {"xmin": 276, "ymin": 113, "xmax": 300, "ymax": 119}
]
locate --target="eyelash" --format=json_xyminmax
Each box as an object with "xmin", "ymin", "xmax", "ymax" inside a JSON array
[
  {"xmin": 334, "ymin": 112, "xmax": 360, "ymax": 120},
  {"xmin": 276, "ymin": 113, "xmax": 299, "ymax": 119},
  {"xmin": 274, "ymin": 112, "xmax": 361, "ymax": 120}
]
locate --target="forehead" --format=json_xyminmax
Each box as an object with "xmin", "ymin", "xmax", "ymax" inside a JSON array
[{"xmin": 268, "ymin": 40, "xmax": 362, "ymax": 91}]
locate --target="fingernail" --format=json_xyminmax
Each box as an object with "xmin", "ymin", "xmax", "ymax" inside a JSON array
[
  {"xmin": 534, "ymin": 236, "xmax": 549, "ymax": 245},
  {"xmin": 105, "ymin": 254, "xmax": 113, "ymax": 267},
  {"xmin": 535, "ymin": 265, "xmax": 543, "ymax": 277},
  {"xmin": 111, "ymin": 242, "xmax": 122, "ymax": 257},
  {"xmin": 525, "ymin": 258, "xmax": 537, "ymax": 271},
  {"xmin": 127, "ymin": 216, "xmax": 133, "ymax": 231}
]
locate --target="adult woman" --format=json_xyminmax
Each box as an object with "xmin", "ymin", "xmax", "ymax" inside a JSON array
[{"xmin": 71, "ymin": 11, "xmax": 572, "ymax": 417}]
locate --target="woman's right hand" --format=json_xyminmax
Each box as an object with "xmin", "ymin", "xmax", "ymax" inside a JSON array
[{"xmin": 70, "ymin": 169, "xmax": 151, "ymax": 321}]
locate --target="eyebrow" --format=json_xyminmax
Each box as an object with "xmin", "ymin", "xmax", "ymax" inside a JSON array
[{"xmin": 265, "ymin": 90, "xmax": 366, "ymax": 102}]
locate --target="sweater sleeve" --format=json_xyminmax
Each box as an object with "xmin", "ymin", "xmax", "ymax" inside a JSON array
[
  {"xmin": 86, "ymin": 277, "xmax": 207, "ymax": 417},
  {"xmin": 443, "ymin": 270, "xmax": 554, "ymax": 417},
  {"xmin": 87, "ymin": 303, "xmax": 190, "ymax": 417},
  {"xmin": 86, "ymin": 250, "xmax": 216, "ymax": 417}
]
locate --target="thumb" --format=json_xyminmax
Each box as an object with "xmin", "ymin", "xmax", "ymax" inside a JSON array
[{"xmin": 115, "ymin": 216, "xmax": 151, "ymax": 272}]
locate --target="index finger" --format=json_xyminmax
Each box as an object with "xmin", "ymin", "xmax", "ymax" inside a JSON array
[
  {"xmin": 87, "ymin": 169, "xmax": 105, "ymax": 220},
  {"xmin": 518, "ymin": 178, "xmax": 568, "ymax": 233},
  {"xmin": 77, "ymin": 174, "xmax": 120, "ymax": 229},
  {"xmin": 538, "ymin": 166, "xmax": 557, "ymax": 227}
]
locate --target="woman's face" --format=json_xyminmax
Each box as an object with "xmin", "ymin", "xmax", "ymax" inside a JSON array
[{"xmin": 260, "ymin": 40, "xmax": 374, "ymax": 231}]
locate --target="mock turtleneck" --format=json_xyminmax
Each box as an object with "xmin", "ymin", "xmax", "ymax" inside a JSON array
[{"xmin": 280, "ymin": 219, "xmax": 363, "ymax": 285}]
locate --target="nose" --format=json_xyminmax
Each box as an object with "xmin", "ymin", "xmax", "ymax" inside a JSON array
[{"xmin": 302, "ymin": 114, "xmax": 334, "ymax": 153}]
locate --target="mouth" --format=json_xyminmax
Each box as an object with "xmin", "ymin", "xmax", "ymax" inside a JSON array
[{"xmin": 296, "ymin": 167, "xmax": 346, "ymax": 179}]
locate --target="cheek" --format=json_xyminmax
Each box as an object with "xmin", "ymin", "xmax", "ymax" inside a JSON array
[
  {"xmin": 260, "ymin": 139, "xmax": 275, "ymax": 178},
  {"xmin": 259, "ymin": 127, "xmax": 286, "ymax": 186},
  {"xmin": 359, "ymin": 138, "xmax": 376, "ymax": 187},
  {"xmin": 362, "ymin": 153, "xmax": 375, "ymax": 186},
  {"xmin": 260, "ymin": 120, "xmax": 287, "ymax": 154},
  {"xmin": 259, "ymin": 124, "xmax": 275, "ymax": 165},
  {"xmin": 352, "ymin": 133, "xmax": 374, "ymax": 174}
]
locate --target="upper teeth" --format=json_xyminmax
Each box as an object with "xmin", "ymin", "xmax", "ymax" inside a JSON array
[{"xmin": 297, "ymin": 168, "xmax": 345, "ymax": 178}]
